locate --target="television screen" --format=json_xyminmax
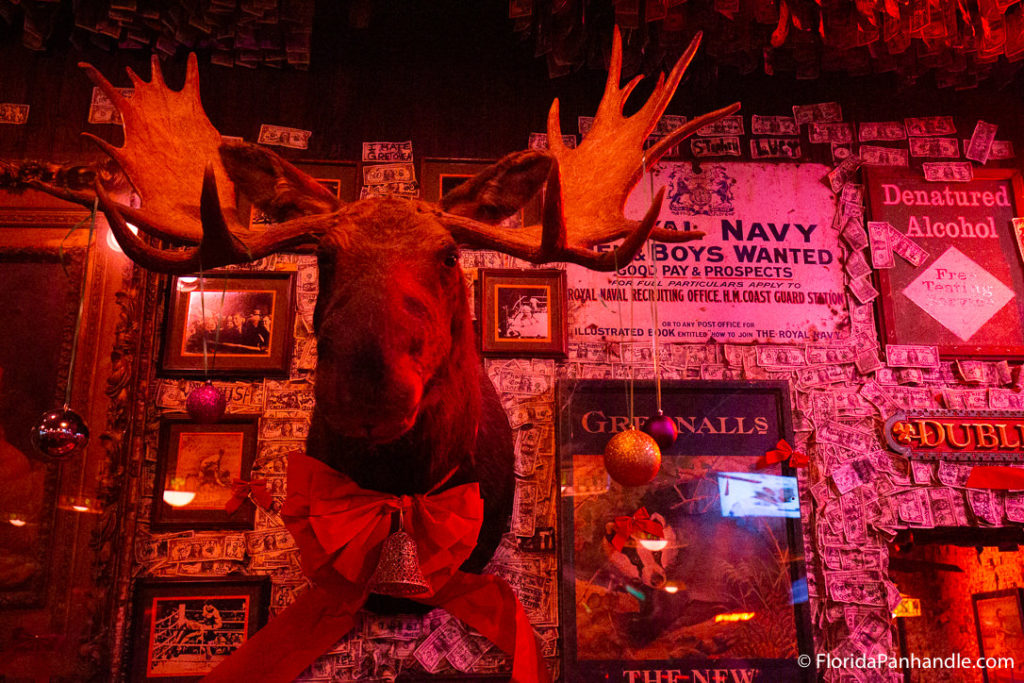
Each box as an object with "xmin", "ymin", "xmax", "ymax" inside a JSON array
[{"xmin": 718, "ymin": 471, "xmax": 800, "ymax": 518}]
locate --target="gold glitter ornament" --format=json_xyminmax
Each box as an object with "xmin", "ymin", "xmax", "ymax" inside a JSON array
[
  {"xmin": 603, "ymin": 428, "xmax": 662, "ymax": 487},
  {"xmin": 368, "ymin": 511, "xmax": 431, "ymax": 596}
]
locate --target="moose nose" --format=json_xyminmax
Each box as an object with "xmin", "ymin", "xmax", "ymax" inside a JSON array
[{"xmin": 352, "ymin": 341, "xmax": 387, "ymax": 386}]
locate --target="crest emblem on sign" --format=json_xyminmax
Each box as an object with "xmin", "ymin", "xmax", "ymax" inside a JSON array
[{"xmin": 666, "ymin": 164, "xmax": 737, "ymax": 216}]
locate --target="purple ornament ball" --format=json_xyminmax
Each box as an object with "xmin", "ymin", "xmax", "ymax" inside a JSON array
[
  {"xmin": 642, "ymin": 411, "xmax": 678, "ymax": 451},
  {"xmin": 31, "ymin": 406, "xmax": 89, "ymax": 461},
  {"xmin": 187, "ymin": 381, "xmax": 227, "ymax": 423}
]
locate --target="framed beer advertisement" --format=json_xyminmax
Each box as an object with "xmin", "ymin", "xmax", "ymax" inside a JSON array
[
  {"xmin": 128, "ymin": 577, "xmax": 270, "ymax": 682},
  {"xmin": 478, "ymin": 269, "xmax": 567, "ymax": 357},
  {"xmin": 557, "ymin": 380, "xmax": 813, "ymax": 683},
  {"xmin": 865, "ymin": 168, "xmax": 1024, "ymax": 359},
  {"xmin": 151, "ymin": 418, "xmax": 259, "ymax": 531},
  {"xmin": 161, "ymin": 271, "xmax": 295, "ymax": 377}
]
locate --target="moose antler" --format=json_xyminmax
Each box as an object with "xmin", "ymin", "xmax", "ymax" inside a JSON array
[
  {"xmin": 77, "ymin": 54, "xmax": 338, "ymax": 273},
  {"xmin": 445, "ymin": 28, "xmax": 741, "ymax": 271}
]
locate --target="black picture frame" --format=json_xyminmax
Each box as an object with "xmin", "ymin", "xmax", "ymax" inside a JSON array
[
  {"xmin": 151, "ymin": 417, "xmax": 259, "ymax": 531},
  {"xmin": 161, "ymin": 271, "xmax": 295, "ymax": 377},
  {"xmin": 127, "ymin": 577, "xmax": 270, "ymax": 682},
  {"xmin": 865, "ymin": 167, "xmax": 1024, "ymax": 359},
  {"xmin": 477, "ymin": 268, "xmax": 567, "ymax": 358},
  {"xmin": 557, "ymin": 380, "xmax": 814, "ymax": 683}
]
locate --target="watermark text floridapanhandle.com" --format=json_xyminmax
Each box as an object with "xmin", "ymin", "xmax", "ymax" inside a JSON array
[{"xmin": 800, "ymin": 652, "xmax": 1016, "ymax": 671}]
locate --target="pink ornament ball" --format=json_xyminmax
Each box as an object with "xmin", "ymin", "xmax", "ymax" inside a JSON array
[
  {"xmin": 31, "ymin": 406, "xmax": 89, "ymax": 461},
  {"xmin": 642, "ymin": 411, "xmax": 678, "ymax": 451},
  {"xmin": 186, "ymin": 381, "xmax": 227, "ymax": 423}
]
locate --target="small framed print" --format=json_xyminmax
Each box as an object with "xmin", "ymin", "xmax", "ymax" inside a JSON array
[
  {"xmin": 161, "ymin": 271, "xmax": 295, "ymax": 377},
  {"xmin": 973, "ymin": 589, "xmax": 1024, "ymax": 682},
  {"xmin": 151, "ymin": 418, "xmax": 258, "ymax": 531},
  {"xmin": 477, "ymin": 268, "xmax": 566, "ymax": 357},
  {"xmin": 128, "ymin": 577, "xmax": 270, "ymax": 682}
]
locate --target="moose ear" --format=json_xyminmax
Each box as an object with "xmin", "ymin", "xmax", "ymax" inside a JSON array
[
  {"xmin": 219, "ymin": 142, "xmax": 342, "ymax": 223},
  {"xmin": 440, "ymin": 150, "xmax": 552, "ymax": 224}
]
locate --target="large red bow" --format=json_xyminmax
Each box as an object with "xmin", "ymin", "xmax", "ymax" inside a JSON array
[
  {"xmin": 611, "ymin": 507, "xmax": 665, "ymax": 552},
  {"xmin": 224, "ymin": 478, "xmax": 272, "ymax": 514},
  {"xmin": 202, "ymin": 453, "xmax": 550, "ymax": 683},
  {"xmin": 756, "ymin": 439, "xmax": 809, "ymax": 470}
]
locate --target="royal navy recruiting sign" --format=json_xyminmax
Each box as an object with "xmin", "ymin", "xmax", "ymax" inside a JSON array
[{"xmin": 566, "ymin": 162, "xmax": 845, "ymax": 344}]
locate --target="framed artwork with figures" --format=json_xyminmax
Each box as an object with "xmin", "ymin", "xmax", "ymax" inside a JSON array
[
  {"xmin": 128, "ymin": 577, "xmax": 270, "ymax": 682},
  {"xmin": 161, "ymin": 271, "xmax": 295, "ymax": 377},
  {"xmin": 477, "ymin": 269, "xmax": 567, "ymax": 357},
  {"xmin": 151, "ymin": 417, "xmax": 258, "ymax": 531}
]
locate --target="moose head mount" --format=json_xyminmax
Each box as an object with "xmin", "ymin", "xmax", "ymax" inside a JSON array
[
  {"xmin": 13, "ymin": 28, "xmax": 737, "ymax": 492},
  {"xmin": 7, "ymin": 22, "xmax": 737, "ymax": 643}
]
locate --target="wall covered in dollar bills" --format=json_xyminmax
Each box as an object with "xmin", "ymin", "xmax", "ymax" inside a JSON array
[
  {"xmin": 6, "ymin": 5, "xmax": 1024, "ymax": 680},
  {"xmin": 116, "ymin": 153, "xmax": 1024, "ymax": 683}
]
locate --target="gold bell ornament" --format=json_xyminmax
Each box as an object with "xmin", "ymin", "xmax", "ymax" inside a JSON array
[{"xmin": 369, "ymin": 509, "xmax": 431, "ymax": 596}]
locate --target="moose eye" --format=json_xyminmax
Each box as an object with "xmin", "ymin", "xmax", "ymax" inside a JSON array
[{"xmin": 442, "ymin": 249, "xmax": 459, "ymax": 268}]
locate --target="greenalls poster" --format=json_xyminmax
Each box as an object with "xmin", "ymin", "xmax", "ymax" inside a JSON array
[
  {"xmin": 566, "ymin": 162, "xmax": 845, "ymax": 344},
  {"xmin": 557, "ymin": 381, "xmax": 813, "ymax": 683}
]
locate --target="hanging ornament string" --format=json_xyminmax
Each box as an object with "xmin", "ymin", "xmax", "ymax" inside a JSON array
[
  {"xmin": 622, "ymin": 266, "xmax": 630, "ymax": 428},
  {"xmin": 61, "ymin": 198, "xmax": 98, "ymax": 410},
  {"xmin": 639, "ymin": 155, "xmax": 678, "ymax": 451},
  {"xmin": 187, "ymin": 261, "xmax": 228, "ymax": 423},
  {"xmin": 612, "ymin": 250, "xmax": 634, "ymax": 424},
  {"xmin": 212, "ymin": 285, "xmax": 227, "ymax": 369},
  {"xmin": 198, "ymin": 263, "xmax": 209, "ymax": 374},
  {"xmin": 644, "ymin": 154, "xmax": 663, "ymax": 415},
  {"xmin": 32, "ymin": 199, "xmax": 97, "ymax": 462}
]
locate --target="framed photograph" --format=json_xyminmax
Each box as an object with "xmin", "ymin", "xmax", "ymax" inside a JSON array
[
  {"xmin": 161, "ymin": 271, "xmax": 295, "ymax": 377},
  {"xmin": 865, "ymin": 167, "xmax": 1024, "ymax": 359},
  {"xmin": 557, "ymin": 380, "xmax": 813, "ymax": 682},
  {"xmin": 477, "ymin": 269, "xmax": 567, "ymax": 357},
  {"xmin": 151, "ymin": 418, "xmax": 259, "ymax": 531},
  {"xmin": 973, "ymin": 589, "xmax": 1024, "ymax": 682},
  {"xmin": 420, "ymin": 157, "xmax": 541, "ymax": 227},
  {"xmin": 128, "ymin": 577, "xmax": 270, "ymax": 682}
]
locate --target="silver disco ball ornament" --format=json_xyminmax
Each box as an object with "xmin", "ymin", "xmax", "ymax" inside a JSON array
[{"xmin": 31, "ymin": 405, "xmax": 89, "ymax": 461}]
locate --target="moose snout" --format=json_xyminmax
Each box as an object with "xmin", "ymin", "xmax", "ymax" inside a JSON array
[{"xmin": 316, "ymin": 334, "xmax": 425, "ymax": 443}]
